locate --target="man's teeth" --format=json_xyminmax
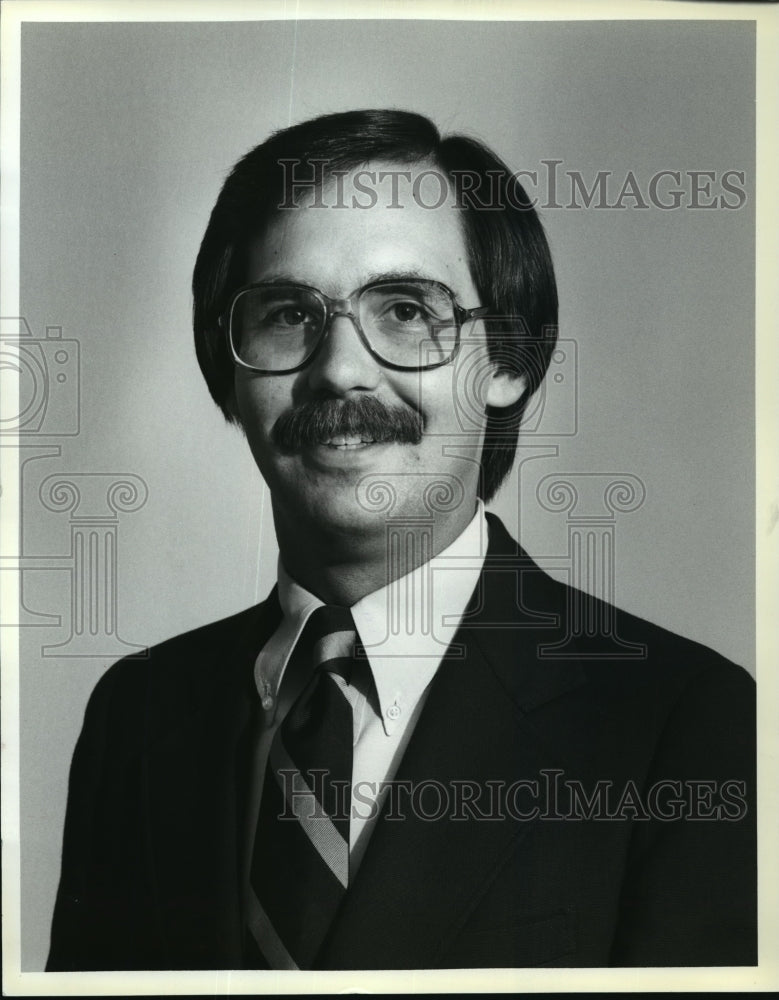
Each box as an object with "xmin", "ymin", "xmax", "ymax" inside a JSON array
[{"xmin": 321, "ymin": 434, "xmax": 376, "ymax": 446}]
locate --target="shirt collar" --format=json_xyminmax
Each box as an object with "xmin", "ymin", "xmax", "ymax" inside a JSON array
[{"xmin": 255, "ymin": 500, "xmax": 489, "ymax": 734}]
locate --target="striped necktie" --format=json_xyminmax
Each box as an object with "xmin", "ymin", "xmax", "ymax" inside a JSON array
[{"xmin": 247, "ymin": 604, "xmax": 358, "ymax": 970}]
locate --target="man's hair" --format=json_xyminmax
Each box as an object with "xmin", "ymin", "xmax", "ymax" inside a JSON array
[{"xmin": 192, "ymin": 109, "xmax": 558, "ymax": 503}]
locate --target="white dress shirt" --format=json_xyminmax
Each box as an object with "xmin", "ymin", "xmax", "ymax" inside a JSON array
[{"xmin": 244, "ymin": 499, "xmax": 489, "ymax": 885}]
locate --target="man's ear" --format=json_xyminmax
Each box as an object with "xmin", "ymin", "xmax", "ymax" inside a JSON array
[{"xmin": 484, "ymin": 369, "xmax": 528, "ymax": 409}]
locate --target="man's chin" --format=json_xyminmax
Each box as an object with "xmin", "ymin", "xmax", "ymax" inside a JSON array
[{"xmin": 275, "ymin": 488, "xmax": 394, "ymax": 546}]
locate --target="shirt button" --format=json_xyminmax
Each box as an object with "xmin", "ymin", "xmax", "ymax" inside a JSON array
[{"xmin": 386, "ymin": 704, "xmax": 401, "ymax": 721}]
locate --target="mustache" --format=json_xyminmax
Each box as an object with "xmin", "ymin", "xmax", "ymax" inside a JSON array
[{"xmin": 272, "ymin": 396, "xmax": 424, "ymax": 449}]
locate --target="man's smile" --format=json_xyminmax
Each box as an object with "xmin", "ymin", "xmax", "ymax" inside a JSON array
[
  {"xmin": 319, "ymin": 434, "xmax": 377, "ymax": 448},
  {"xmin": 293, "ymin": 436, "xmax": 406, "ymax": 473}
]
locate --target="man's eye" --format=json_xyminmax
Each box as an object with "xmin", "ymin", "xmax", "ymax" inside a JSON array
[
  {"xmin": 267, "ymin": 306, "xmax": 310, "ymax": 327},
  {"xmin": 389, "ymin": 302, "xmax": 427, "ymax": 324}
]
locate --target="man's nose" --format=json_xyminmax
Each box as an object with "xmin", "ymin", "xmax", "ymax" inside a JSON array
[{"xmin": 306, "ymin": 314, "xmax": 382, "ymax": 395}]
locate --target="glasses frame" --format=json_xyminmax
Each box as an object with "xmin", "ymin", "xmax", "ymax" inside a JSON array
[{"xmin": 220, "ymin": 278, "xmax": 490, "ymax": 375}]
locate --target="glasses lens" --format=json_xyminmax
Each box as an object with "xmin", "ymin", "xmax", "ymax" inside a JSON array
[
  {"xmin": 359, "ymin": 282, "xmax": 458, "ymax": 367},
  {"xmin": 230, "ymin": 284, "xmax": 325, "ymax": 370}
]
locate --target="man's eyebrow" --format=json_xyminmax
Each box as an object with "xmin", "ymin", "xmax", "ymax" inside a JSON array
[
  {"xmin": 363, "ymin": 269, "xmax": 435, "ymax": 284},
  {"xmin": 252, "ymin": 268, "xmax": 442, "ymax": 288},
  {"xmin": 254, "ymin": 273, "xmax": 301, "ymax": 285}
]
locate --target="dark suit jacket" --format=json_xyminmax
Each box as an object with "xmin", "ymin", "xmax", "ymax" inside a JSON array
[{"xmin": 47, "ymin": 514, "xmax": 756, "ymax": 970}]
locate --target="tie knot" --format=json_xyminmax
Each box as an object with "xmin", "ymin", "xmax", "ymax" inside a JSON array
[
  {"xmin": 308, "ymin": 604, "xmax": 355, "ymax": 640},
  {"xmin": 306, "ymin": 605, "xmax": 358, "ymax": 683}
]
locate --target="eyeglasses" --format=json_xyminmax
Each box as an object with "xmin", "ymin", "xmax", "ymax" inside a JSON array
[{"xmin": 221, "ymin": 278, "xmax": 489, "ymax": 374}]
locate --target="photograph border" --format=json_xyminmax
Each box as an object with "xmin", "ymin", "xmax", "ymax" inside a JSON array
[{"xmin": 2, "ymin": 0, "xmax": 777, "ymax": 994}]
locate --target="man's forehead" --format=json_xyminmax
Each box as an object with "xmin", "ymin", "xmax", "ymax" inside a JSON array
[{"xmin": 247, "ymin": 162, "xmax": 475, "ymax": 296}]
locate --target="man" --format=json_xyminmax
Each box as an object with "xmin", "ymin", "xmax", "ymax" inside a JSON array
[{"xmin": 47, "ymin": 109, "xmax": 756, "ymax": 971}]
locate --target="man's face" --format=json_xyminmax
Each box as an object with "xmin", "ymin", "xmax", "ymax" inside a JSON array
[{"xmin": 232, "ymin": 161, "xmax": 523, "ymax": 550}]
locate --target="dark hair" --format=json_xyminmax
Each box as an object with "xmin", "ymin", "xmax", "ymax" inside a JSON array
[{"xmin": 192, "ymin": 109, "xmax": 558, "ymax": 502}]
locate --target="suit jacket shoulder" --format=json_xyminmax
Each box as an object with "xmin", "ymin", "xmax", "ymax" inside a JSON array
[
  {"xmin": 479, "ymin": 510, "xmax": 753, "ymax": 702},
  {"xmin": 83, "ymin": 591, "xmax": 283, "ymax": 749}
]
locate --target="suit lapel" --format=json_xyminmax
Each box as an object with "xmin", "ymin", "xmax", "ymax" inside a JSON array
[
  {"xmin": 320, "ymin": 515, "xmax": 588, "ymax": 969},
  {"xmin": 142, "ymin": 593, "xmax": 282, "ymax": 968}
]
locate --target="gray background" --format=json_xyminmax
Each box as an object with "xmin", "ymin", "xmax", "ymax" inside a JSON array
[{"xmin": 17, "ymin": 19, "xmax": 755, "ymax": 969}]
